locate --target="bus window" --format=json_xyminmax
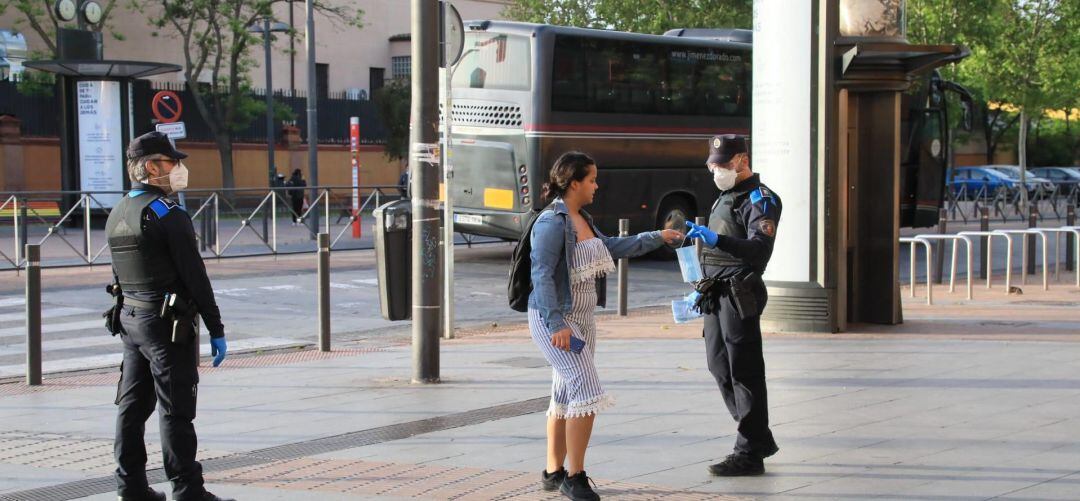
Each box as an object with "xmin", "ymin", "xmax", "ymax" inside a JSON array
[
  {"xmin": 552, "ymin": 35, "xmax": 749, "ymax": 117},
  {"xmin": 452, "ymin": 33, "xmax": 531, "ymax": 91}
]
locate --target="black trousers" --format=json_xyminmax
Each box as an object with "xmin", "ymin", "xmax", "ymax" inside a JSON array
[
  {"xmin": 115, "ymin": 304, "xmax": 205, "ymax": 500},
  {"xmin": 702, "ymin": 267, "xmax": 778, "ymax": 458},
  {"xmin": 290, "ymin": 196, "xmax": 304, "ymax": 221}
]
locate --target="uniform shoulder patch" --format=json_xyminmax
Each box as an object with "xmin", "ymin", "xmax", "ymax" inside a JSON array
[
  {"xmin": 749, "ymin": 187, "xmax": 774, "ymax": 205},
  {"xmin": 148, "ymin": 198, "xmax": 180, "ymax": 218},
  {"xmin": 758, "ymin": 219, "xmax": 777, "ymax": 237}
]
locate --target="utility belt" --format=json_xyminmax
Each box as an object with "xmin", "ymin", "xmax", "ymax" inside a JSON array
[
  {"xmin": 701, "ymin": 254, "xmax": 745, "ymax": 268},
  {"xmin": 104, "ymin": 284, "xmax": 199, "ymax": 343},
  {"xmin": 691, "ymin": 269, "xmax": 762, "ymax": 320}
]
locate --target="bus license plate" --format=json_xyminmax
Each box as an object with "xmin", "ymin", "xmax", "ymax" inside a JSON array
[{"xmin": 454, "ymin": 214, "xmax": 483, "ymax": 225}]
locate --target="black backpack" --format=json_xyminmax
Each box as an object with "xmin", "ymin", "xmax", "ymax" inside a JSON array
[{"xmin": 508, "ymin": 204, "xmax": 555, "ymax": 312}]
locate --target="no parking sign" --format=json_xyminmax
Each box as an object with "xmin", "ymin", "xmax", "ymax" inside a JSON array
[{"xmin": 151, "ymin": 90, "xmax": 183, "ymax": 123}]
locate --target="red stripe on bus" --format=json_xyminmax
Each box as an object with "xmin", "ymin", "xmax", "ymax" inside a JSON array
[{"xmin": 524, "ymin": 124, "xmax": 748, "ymax": 134}]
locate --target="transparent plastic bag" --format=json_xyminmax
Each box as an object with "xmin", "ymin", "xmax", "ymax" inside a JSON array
[{"xmin": 671, "ymin": 291, "xmax": 704, "ymax": 324}]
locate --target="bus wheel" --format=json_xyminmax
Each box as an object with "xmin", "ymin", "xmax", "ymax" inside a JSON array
[{"xmin": 652, "ymin": 197, "xmax": 695, "ymax": 259}]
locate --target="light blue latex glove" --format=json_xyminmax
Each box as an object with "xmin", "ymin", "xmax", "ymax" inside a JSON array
[
  {"xmin": 685, "ymin": 221, "xmax": 718, "ymax": 248},
  {"xmin": 210, "ymin": 337, "xmax": 227, "ymax": 367}
]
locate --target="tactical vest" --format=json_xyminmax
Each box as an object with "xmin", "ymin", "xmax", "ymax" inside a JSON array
[
  {"xmin": 701, "ymin": 186, "xmax": 754, "ymax": 268},
  {"xmin": 105, "ymin": 192, "xmax": 179, "ymax": 292}
]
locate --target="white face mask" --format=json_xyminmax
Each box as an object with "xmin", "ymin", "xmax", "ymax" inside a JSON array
[
  {"xmin": 168, "ymin": 164, "xmax": 189, "ymax": 192},
  {"xmin": 148, "ymin": 162, "xmax": 189, "ymax": 193},
  {"xmin": 712, "ymin": 167, "xmax": 738, "ymax": 191}
]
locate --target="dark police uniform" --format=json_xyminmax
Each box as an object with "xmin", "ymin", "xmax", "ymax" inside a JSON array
[
  {"xmin": 107, "ymin": 132, "xmax": 227, "ymax": 501},
  {"xmin": 700, "ymin": 136, "xmax": 782, "ymax": 464}
]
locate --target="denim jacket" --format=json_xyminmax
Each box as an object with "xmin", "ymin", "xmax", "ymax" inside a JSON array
[{"xmin": 528, "ymin": 198, "xmax": 665, "ymax": 333}]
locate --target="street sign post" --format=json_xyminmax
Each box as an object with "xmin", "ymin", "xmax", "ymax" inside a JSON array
[
  {"xmin": 440, "ymin": 0, "xmax": 463, "ymax": 340},
  {"xmin": 350, "ymin": 117, "xmax": 361, "ymax": 238}
]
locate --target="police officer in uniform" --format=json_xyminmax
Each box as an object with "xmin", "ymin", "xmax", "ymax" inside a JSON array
[
  {"xmin": 685, "ymin": 134, "xmax": 781, "ymax": 476},
  {"xmin": 107, "ymin": 132, "xmax": 233, "ymax": 501}
]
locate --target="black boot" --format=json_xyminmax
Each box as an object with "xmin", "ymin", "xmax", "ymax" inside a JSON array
[
  {"xmin": 118, "ymin": 488, "xmax": 165, "ymax": 501},
  {"xmin": 184, "ymin": 493, "xmax": 235, "ymax": 501},
  {"xmin": 560, "ymin": 470, "xmax": 600, "ymax": 501},
  {"xmin": 542, "ymin": 467, "xmax": 567, "ymax": 491},
  {"xmin": 708, "ymin": 453, "xmax": 765, "ymax": 476}
]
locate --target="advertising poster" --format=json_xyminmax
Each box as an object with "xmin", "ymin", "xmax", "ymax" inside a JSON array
[{"xmin": 77, "ymin": 80, "xmax": 124, "ymax": 208}]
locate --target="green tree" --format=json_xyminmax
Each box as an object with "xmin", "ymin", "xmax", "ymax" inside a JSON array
[
  {"xmin": 969, "ymin": 0, "xmax": 1076, "ymax": 207},
  {"xmin": 373, "ymin": 79, "xmax": 410, "ymax": 163},
  {"xmin": 0, "ymin": 0, "xmax": 124, "ymax": 95},
  {"xmin": 141, "ymin": 0, "xmax": 362, "ymax": 189},
  {"xmin": 504, "ymin": 0, "xmax": 751, "ymax": 33},
  {"xmin": 908, "ymin": 0, "xmax": 1079, "ymax": 171}
]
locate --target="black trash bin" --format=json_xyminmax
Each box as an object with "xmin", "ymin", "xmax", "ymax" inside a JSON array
[{"xmin": 374, "ymin": 200, "xmax": 411, "ymax": 320}]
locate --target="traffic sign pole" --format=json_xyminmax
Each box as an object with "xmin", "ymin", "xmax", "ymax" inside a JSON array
[{"xmin": 350, "ymin": 117, "xmax": 361, "ymax": 238}]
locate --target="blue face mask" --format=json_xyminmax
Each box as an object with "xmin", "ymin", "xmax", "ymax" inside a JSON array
[
  {"xmin": 671, "ymin": 291, "xmax": 703, "ymax": 324},
  {"xmin": 676, "ymin": 245, "xmax": 703, "ymax": 283}
]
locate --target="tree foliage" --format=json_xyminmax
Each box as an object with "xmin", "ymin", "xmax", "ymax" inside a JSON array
[
  {"xmin": 373, "ymin": 79, "xmax": 410, "ymax": 163},
  {"xmin": 504, "ymin": 0, "xmax": 752, "ymax": 33},
  {"xmin": 139, "ymin": 0, "xmax": 363, "ymax": 188},
  {"xmin": 0, "ymin": 0, "xmax": 123, "ymax": 96},
  {"xmin": 908, "ymin": 0, "xmax": 1079, "ymax": 166}
]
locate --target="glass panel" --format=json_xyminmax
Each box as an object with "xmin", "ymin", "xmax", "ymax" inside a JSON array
[
  {"xmin": 452, "ymin": 33, "xmax": 531, "ymax": 91},
  {"xmin": 551, "ymin": 35, "xmax": 750, "ymax": 116},
  {"xmin": 839, "ymin": 0, "xmax": 906, "ymax": 38}
]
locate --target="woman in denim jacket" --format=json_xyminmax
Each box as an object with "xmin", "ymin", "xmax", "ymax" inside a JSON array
[{"xmin": 531, "ymin": 152, "xmax": 683, "ymax": 500}]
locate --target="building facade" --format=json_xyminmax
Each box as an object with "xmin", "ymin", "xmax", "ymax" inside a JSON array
[{"xmin": 0, "ymin": 0, "xmax": 512, "ymax": 96}]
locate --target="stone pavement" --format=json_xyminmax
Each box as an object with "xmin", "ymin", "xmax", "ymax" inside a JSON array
[{"xmin": 0, "ymin": 282, "xmax": 1079, "ymax": 500}]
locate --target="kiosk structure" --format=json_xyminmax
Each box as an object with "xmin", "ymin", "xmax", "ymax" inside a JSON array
[{"xmin": 754, "ymin": 0, "xmax": 968, "ymax": 332}]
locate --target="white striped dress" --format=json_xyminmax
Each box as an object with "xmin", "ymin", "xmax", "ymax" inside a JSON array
[{"xmin": 529, "ymin": 238, "xmax": 617, "ymax": 418}]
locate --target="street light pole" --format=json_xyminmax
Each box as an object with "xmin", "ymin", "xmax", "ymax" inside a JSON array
[
  {"xmin": 289, "ymin": 1, "xmax": 296, "ymax": 95},
  {"xmin": 411, "ymin": 0, "xmax": 440, "ymax": 383},
  {"xmin": 305, "ymin": 0, "xmax": 319, "ymax": 236},
  {"xmin": 263, "ymin": 18, "xmax": 275, "ymax": 187}
]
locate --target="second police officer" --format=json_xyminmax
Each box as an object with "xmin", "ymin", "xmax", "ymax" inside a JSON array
[
  {"xmin": 105, "ymin": 131, "xmax": 234, "ymax": 501},
  {"xmin": 685, "ymin": 134, "xmax": 782, "ymax": 476}
]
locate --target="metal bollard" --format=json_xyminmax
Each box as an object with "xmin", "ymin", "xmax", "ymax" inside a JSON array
[
  {"xmin": 617, "ymin": 219, "xmax": 629, "ymax": 316},
  {"xmin": 1067, "ymin": 204, "xmax": 1076, "ymax": 272},
  {"xmin": 934, "ymin": 209, "xmax": 947, "ymax": 284},
  {"xmin": 199, "ymin": 200, "xmax": 208, "ymax": 252},
  {"xmin": 1027, "ymin": 207, "xmax": 1038, "ymax": 275},
  {"xmin": 695, "ymin": 216, "xmax": 706, "ymax": 260},
  {"xmin": 317, "ymin": 233, "xmax": 331, "ymax": 351},
  {"xmin": 25, "ymin": 244, "xmax": 41, "ymax": 386},
  {"xmin": 18, "ymin": 198, "xmax": 27, "ymax": 267},
  {"xmin": 979, "ymin": 207, "xmax": 989, "ymax": 280}
]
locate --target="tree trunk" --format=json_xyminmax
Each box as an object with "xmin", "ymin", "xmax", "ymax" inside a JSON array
[
  {"xmin": 1019, "ymin": 108, "xmax": 1028, "ymax": 212},
  {"xmin": 215, "ymin": 132, "xmax": 236, "ymax": 192}
]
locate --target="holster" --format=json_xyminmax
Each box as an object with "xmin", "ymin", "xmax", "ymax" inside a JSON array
[
  {"xmin": 103, "ymin": 283, "xmax": 123, "ymax": 336},
  {"xmin": 161, "ymin": 293, "xmax": 199, "ymax": 344},
  {"xmin": 725, "ymin": 272, "xmax": 761, "ymax": 321}
]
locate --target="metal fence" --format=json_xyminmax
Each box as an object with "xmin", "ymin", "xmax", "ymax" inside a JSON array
[
  {"xmin": 0, "ymin": 79, "xmax": 389, "ymax": 144},
  {"xmin": 0, "ymin": 185, "xmax": 430, "ymax": 271},
  {"xmin": 943, "ymin": 184, "xmax": 1080, "ymax": 224},
  {"xmin": 136, "ymin": 81, "xmax": 389, "ymax": 145}
]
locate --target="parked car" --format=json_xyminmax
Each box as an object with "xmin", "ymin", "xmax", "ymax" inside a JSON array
[
  {"xmin": 946, "ymin": 166, "xmax": 1027, "ymax": 199},
  {"xmin": 1030, "ymin": 166, "xmax": 1080, "ymax": 195},
  {"xmin": 984, "ymin": 165, "xmax": 1056, "ymax": 195}
]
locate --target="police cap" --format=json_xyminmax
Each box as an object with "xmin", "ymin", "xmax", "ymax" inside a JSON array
[
  {"xmin": 126, "ymin": 131, "xmax": 188, "ymax": 160},
  {"xmin": 706, "ymin": 134, "xmax": 748, "ymax": 165}
]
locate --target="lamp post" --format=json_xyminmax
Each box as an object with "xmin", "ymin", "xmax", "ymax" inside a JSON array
[
  {"xmin": 306, "ymin": 0, "xmax": 319, "ymax": 237},
  {"xmin": 249, "ymin": 20, "xmax": 290, "ymax": 187}
]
